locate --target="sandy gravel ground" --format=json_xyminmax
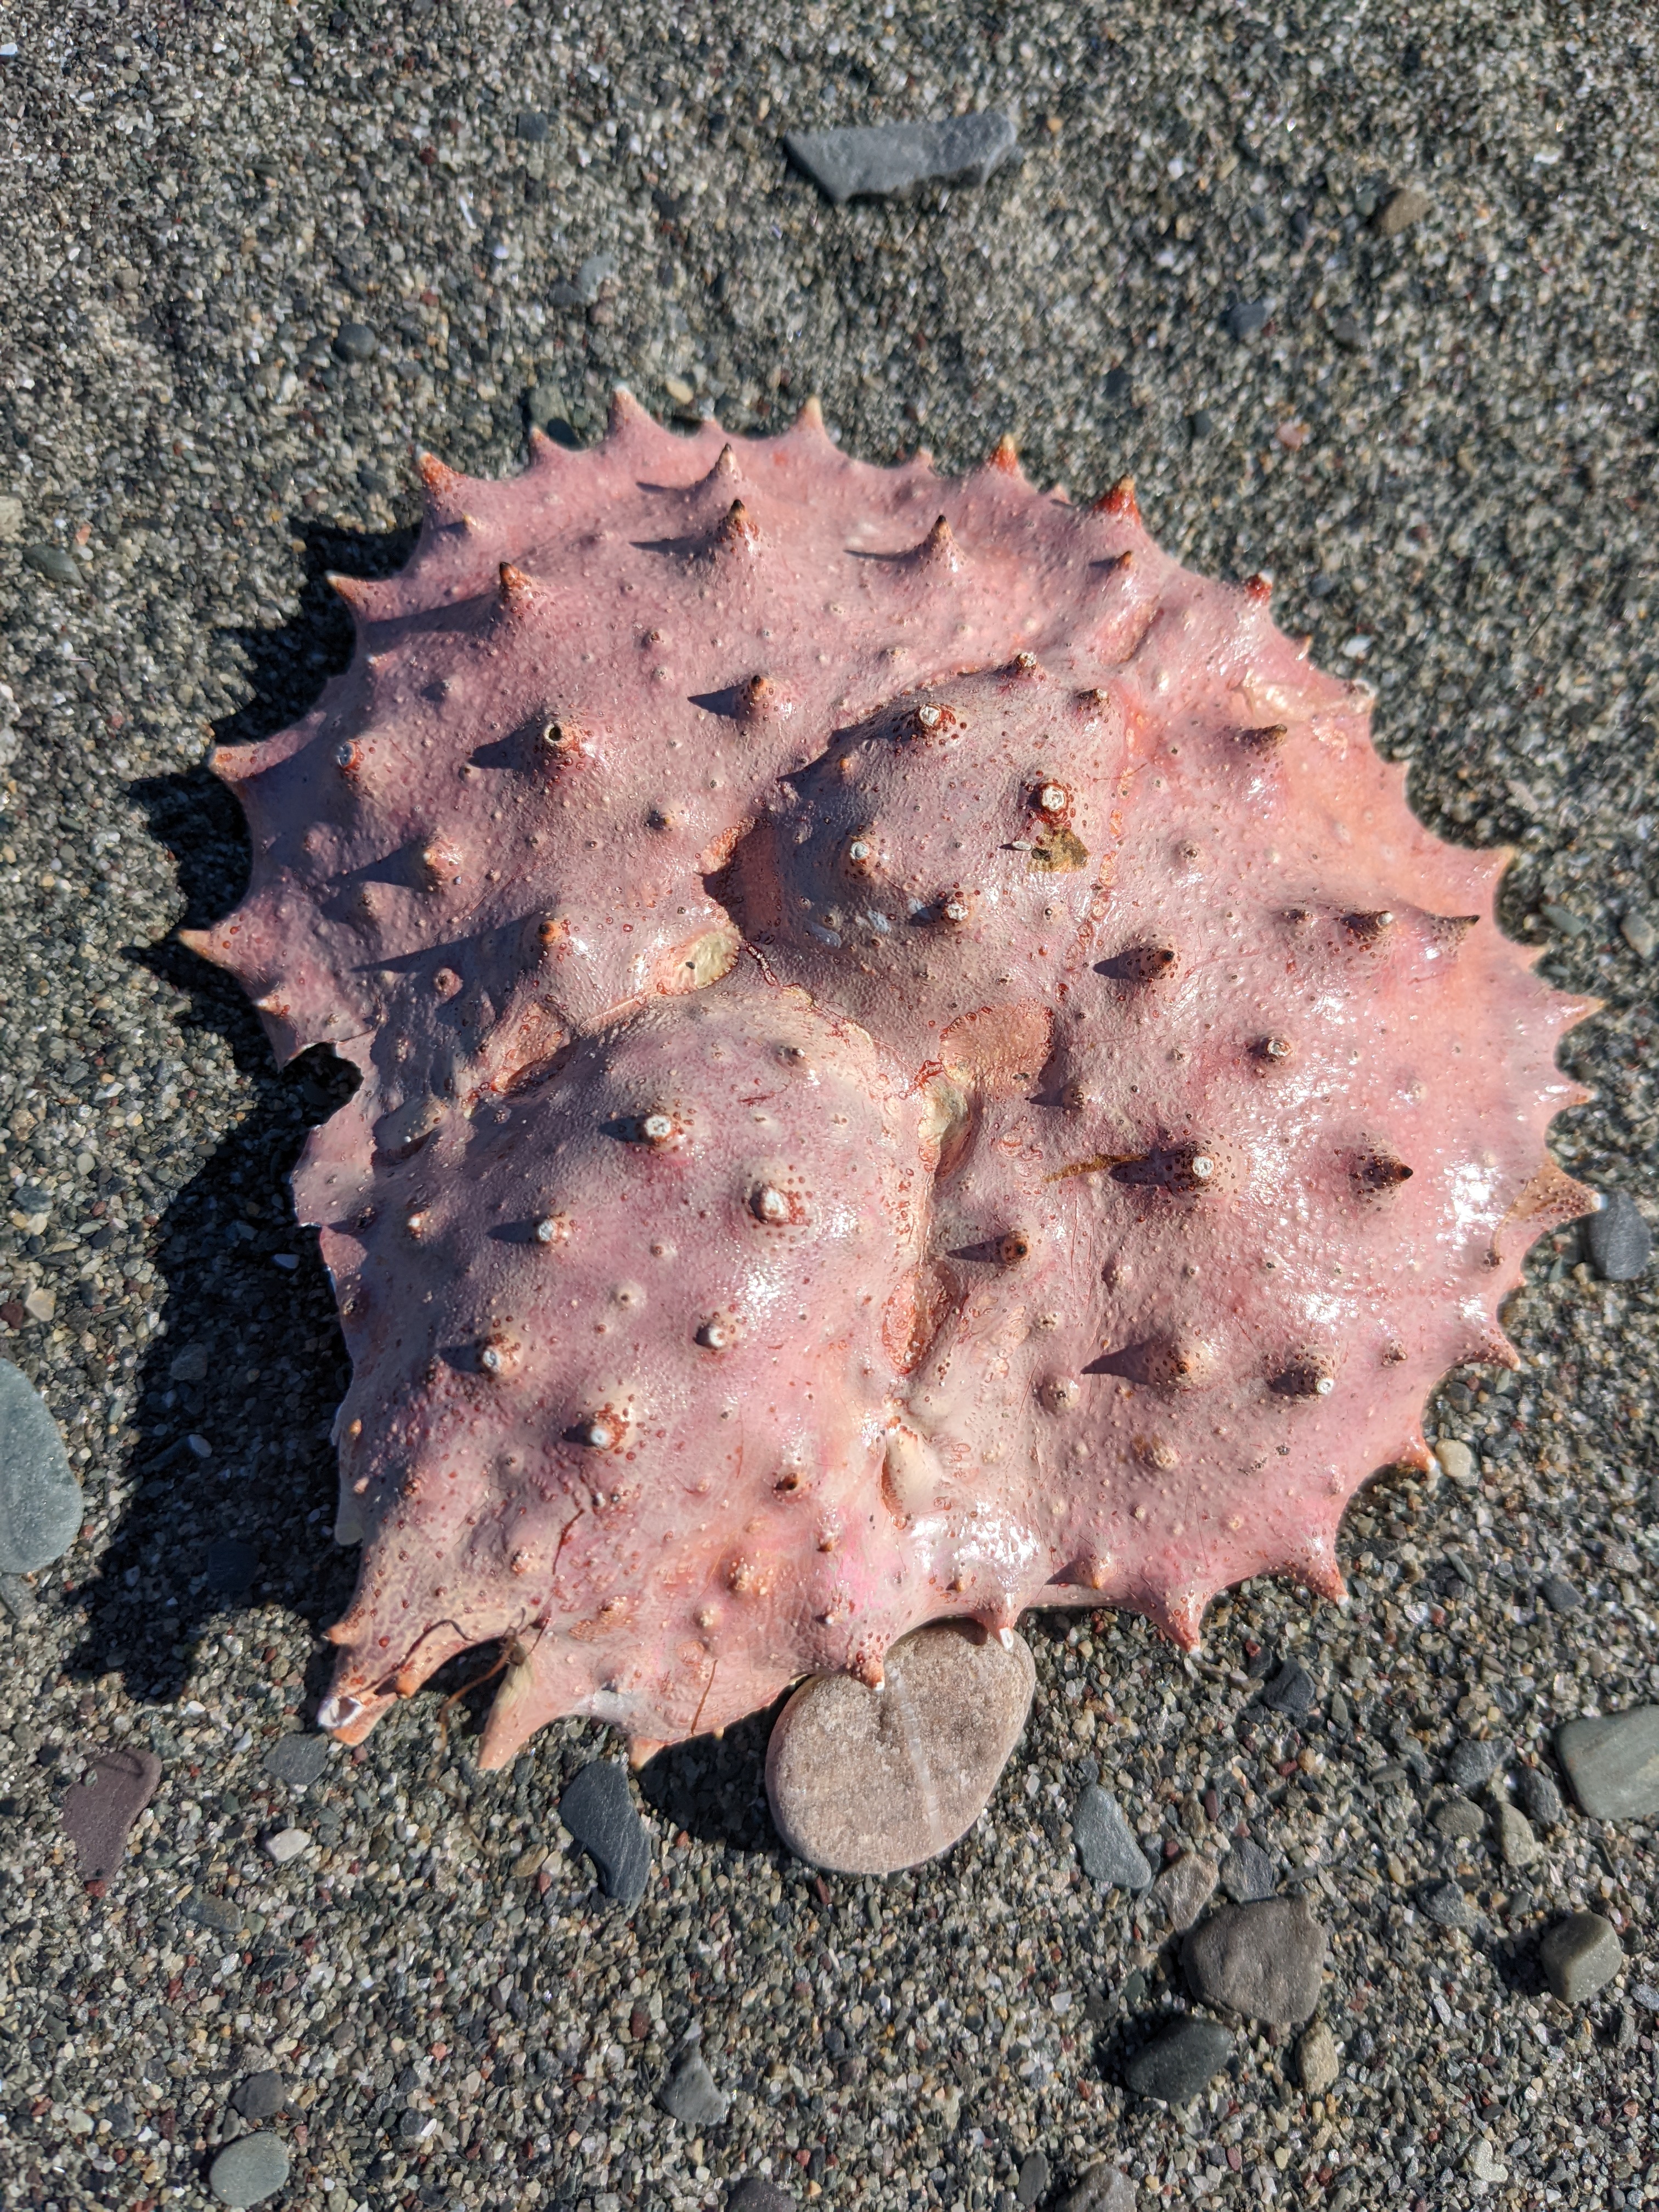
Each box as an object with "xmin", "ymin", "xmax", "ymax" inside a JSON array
[{"xmin": 0, "ymin": 4, "xmax": 1656, "ymax": 2210}]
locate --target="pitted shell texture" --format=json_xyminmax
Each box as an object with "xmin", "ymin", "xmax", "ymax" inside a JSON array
[{"xmin": 185, "ymin": 395, "xmax": 1594, "ymax": 1766}]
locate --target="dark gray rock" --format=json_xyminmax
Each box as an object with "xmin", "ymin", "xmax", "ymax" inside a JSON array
[
  {"xmin": 1538, "ymin": 1573, "xmax": 1582, "ymax": 1615},
  {"xmin": 1557, "ymin": 1707, "xmax": 1659, "ymax": 1819},
  {"xmin": 1516, "ymin": 1765, "xmax": 1566, "ymax": 1829},
  {"xmin": 1446, "ymin": 1737, "xmax": 1503, "ymax": 1791},
  {"xmin": 60, "ymin": 1746, "xmax": 162, "ymax": 1878},
  {"xmin": 1583, "ymin": 1189, "xmax": 1651, "ymax": 1280},
  {"xmin": 1431, "ymin": 1794, "xmax": 1484, "ymax": 1840},
  {"xmin": 1260, "ymin": 1657, "xmax": 1317, "ymax": 1719},
  {"xmin": 560, "ymin": 1759, "xmax": 651, "ymax": 1906},
  {"xmin": 208, "ymin": 2132, "xmax": 290, "ymax": 2208},
  {"xmin": 1074, "ymin": 1785, "xmax": 1153, "ymax": 1892},
  {"xmin": 205, "ymin": 1537, "xmax": 259, "ymax": 1600},
  {"xmin": 184, "ymin": 1890, "xmax": 243, "ymax": 1936},
  {"xmin": 515, "ymin": 109, "xmax": 549, "ymax": 142},
  {"xmin": 20, "ymin": 543, "xmax": 79, "ymax": 585},
  {"xmin": 1053, "ymin": 2164, "xmax": 1136, "ymax": 2212},
  {"xmin": 1182, "ymin": 1897, "xmax": 1328, "ymax": 2024},
  {"xmin": 262, "ymin": 1733, "xmax": 331, "ymax": 1787},
  {"xmin": 0, "ymin": 1357, "xmax": 83, "ymax": 1575},
  {"xmin": 232, "ymin": 2069, "xmax": 285, "ymax": 2121},
  {"xmin": 332, "ymin": 321, "xmax": 377, "ymax": 363},
  {"xmin": 1125, "ymin": 2016, "xmax": 1235, "ymax": 2103},
  {"xmin": 783, "ymin": 111, "xmax": 1016, "ymax": 205},
  {"xmin": 727, "ymin": 2179, "xmax": 797, "ymax": 2212},
  {"xmin": 1420, "ymin": 1879, "xmax": 1474, "ymax": 1929},
  {"xmin": 1220, "ymin": 1835, "xmax": 1276, "ymax": 1903},
  {"xmin": 656, "ymin": 2029, "xmax": 729, "ymax": 2125},
  {"xmin": 1016, "ymin": 2149, "xmax": 1051, "ymax": 2208},
  {"xmin": 1226, "ymin": 300, "xmax": 1272, "ymax": 341},
  {"xmin": 1539, "ymin": 1911, "xmax": 1622, "ymax": 2003}
]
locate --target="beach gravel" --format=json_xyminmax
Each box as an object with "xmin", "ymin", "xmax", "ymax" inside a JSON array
[{"xmin": 1, "ymin": 4, "xmax": 1657, "ymax": 2207}]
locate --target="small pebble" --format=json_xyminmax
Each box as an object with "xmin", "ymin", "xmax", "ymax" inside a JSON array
[
  {"xmin": 332, "ymin": 321, "xmax": 377, "ymax": 363},
  {"xmin": 1537, "ymin": 1573, "xmax": 1582, "ymax": 1615},
  {"xmin": 656, "ymin": 2028, "xmax": 729, "ymax": 2126},
  {"xmin": 1374, "ymin": 185, "xmax": 1432, "ymax": 236},
  {"xmin": 766, "ymin": 1621, "xmax": 1034, "ymax": 1875},
  {"xmin": 1516, "ymin": 1765, "xmax": 1564, "ymax": 1829},
  {"xmin": 1181, "ymin": 1896, "xmax": 1328, "ymax": 2025},
  {"xmin": 1017, "ymin": 2149, "xmax": 1051, "ymax": 2208},
  {"xmin": 1583, "ymin": 1189, "xmax": 1651, "ymax": 1281},
  {"xmin": 1420, "ymin": 1879, "xmax": 1475, "ymax": 1929},
  {"xmin": 261, "ymin": 1826, "xmax": 311, "ymax": 1865},
  {"xmin": 1467, "ymin": 2138, "xmax": 1509, "ymax": 2186},
  {"xmin": 20, "ymin": 543, "xmax": 80, "ymax": 585},
  {"xmin": 208, "ymin": 2131, "xmax": 290, "ymax": 2208},
  {"xmin": 262, "ymin": 1733, "xmax": 331, "ymax": 1786},
  {"xmin": 1538, "ymin": 1910, "xmax": 1623, "ymax": 2004},
  {"xmin": 1296, "ymin": 2017, "xmax": 1340, "ymax": 2095},
  {"xmin": 1432, "ymin": 1795, "xmax": 1485, "ymax": 1841},
  {"xmin": 1496, "ymin": 1804, "xmax": 1539, "ymax": 1869},
  {"xmin": 783, "ymin": 111, "xmax": 1016, "ymax": 205},
  {"xmin": 1073, "ymin": 1785, "xmax": 1153, "ymax": 1892},
  {"xmin": 204, "ymin": 1537, "xmax": 259, "ymax": 1601},
  {"xmin": 1556, "ymin": 1706, "xmax": 1659, "ymax": 1819},
  {"xmin": 1435, "ymin": 1438, "xmax": 1477, "ymax": 1486},
  {"xmin": 726, "ymin": 2180, "xmax": 797, "ymax": 2212},
  {"xmin": 1124, "ymin": 2016, "xmax": 1235, "ymax": 2104},
  {"xmin": 1259, "ymin": 1657, "xmax": 1317, "ymax": 1719},
  {"xmin": 1621, "ymin": 908, "xmax": 1657, "ymax": 960},
  {"xmin": 168, "ymin": 1342, "xmax": 210, "ymax": 1384},
  {"xmin": 1220, "ymin": 1835, "xmax": 1276, "ymax": 1903},
  {"xmin": 60, "ymin": 1747, "xmax": 162, "ymax": 1878},
  {"xmin": 1053, "ymin": 2163, "xmax": 1136, "ymax": 2212},
  {"xmin": 231, "ymin": 2069, "xmax": 286, "ymax": 2121},
  {"xmin": 1446, "ymin": 1737, "xmax": 1503, "ymax": 1791},
  {"xmin": 1226, "ymin": 299, "xmax": 1272, "ymax": 341},
  {"xmin": 1151, "ymin": 1852, "xmax": 1218, "ymax": 1934},
  {"xmin": 515, "ymin": 108, "xmax": 549, "ymax": 142},
  {"xmin": 560, "ymin": 1759, "xmax": 651, "ymax": 1906},
  {"xmin": 0, "ymin": 1357, "xmax": 84, "ymax": 1575}
]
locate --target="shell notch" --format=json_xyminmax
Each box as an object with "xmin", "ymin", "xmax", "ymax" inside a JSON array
[{"xmin": 187, "ymin": 389, "xmax": 1596, "ymax": 1775}]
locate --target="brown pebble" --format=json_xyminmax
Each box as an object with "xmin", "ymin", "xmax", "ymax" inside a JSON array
[
  {"xmin": 764, "ymin": 1621, "xmax": 1035, "ymax": 1874},
  {"xmin": 61, "ymin": 1746, "xmax": 162, "ymax": 1878}
]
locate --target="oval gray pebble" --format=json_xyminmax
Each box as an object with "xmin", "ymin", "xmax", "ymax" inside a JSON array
[
  {"xmin": 1125, "ymin": 2015, "xmax": 1235, "ymax": 2103},
  {"xmin": 209, "ymin": 2131, "xmax": 290, "ymax": 2208},
  {"xmin": 333, "ymin": 321, "xmax": 377, "ymax": 363},
  {"xmin": 1584, "ymin": 1189, "xmax": 1651, "ymax": 1280},
  {"xmin": 0, "ymin": 1357, "xmax": 83, "ymax": 1576},
  {"xmin": 21, "ymin": 543, "xmax": 79, "ymax": 585}
]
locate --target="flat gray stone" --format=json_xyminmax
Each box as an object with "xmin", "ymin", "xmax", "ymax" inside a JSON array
[
  {"xmin": 0, "ymin": 1357, "xmax": 82, "ymax": 1575},
  {"xmin": 1420, "ymin": 1879, "xmax": 1475, "ymax": 1929},
  {"xmin": 1432, "ymin": 1794, "xmax": 1485, "ymax": 1839},
  {"xmin": 1150, "ymin": 1852, "xmax": 1217, "ymax": 1933},
  {"xmin": 1182, "ymin": 1897, "xmax": 1328, "ymax": 2025},
  {"xmin": 1221, "ymin": 1836, "xmax": 1276, "ymax": 1903},
  {"xmin": 783, "ymin": 111, "xmax": 1016, "ymax": 205},
  {"xmin": 656, "ymin": 2030, "xmax": 729, "ymax": 2126},
  {"xmin": 1557, "ymin": 1706, "xmax": 1659, "ymax": 1820},
  {"xmin": 262, "ymin": 1732, "xmax": 331, "ymax": 1787},
  {"xmin": 1517, "ymin": 1765, "xmax": 1565, "ymax": 1827},
  {"xmin": 1125, "ymin": 2016, "xmax": 1234, "ymax": 2103},
  {"xmin": 1583, "ymin": 1188, "xmax": 1651, "ymax": 1280},
  {"xmin": 1074, "ymin": 1785, "xmax": 1153, "ymax": 1892},
  {"xmin": 209, "ymin": 2131, "xmax": 290, "ymax": 2208},
  {"xmin": 1538, "ymin": 1573, "xmax": 1582, "ymax": 1615},
  {"xmin": 1016, "ymin": 2150, "xmax": 1051, "ymax": 2208},
  {"xmin": 1259, "ymin": 1657, "xmax": 1317, "ymax": 1719},
  {"xmin": 560, "ymin": 1760, "xmax": 651, "ymax": 1907},
  {"xmin": 1496, "ymin": 1803, "xmax": 1540, "ymax": 1869},
  {"xmin": 1446, "ymin": 1737, "xmax": 1504, "ymax": 1791},
  {"xmin": 727, "ymin": 2180, "xmax": 797, "ymax": 2212},
  {"xmin": 1539, "ymin": 1910, "xmax": 1622, "ymax": 2004},
  {"xmin": 766, "ymin": 1621, "xmax": 1034, "ymax": 1875},
  {"xmin": 1053, "ymin": 2164, "xmax": 1136, "ymax": 2212},
  {"xmin": 232, "ymin": 2069, "xmax": 285, "ymax": 2121}
]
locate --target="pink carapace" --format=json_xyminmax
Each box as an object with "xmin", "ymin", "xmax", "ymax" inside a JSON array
[{"xmin": 184, "ymin": 394, "xmax": 1594, "ymax": 1771}]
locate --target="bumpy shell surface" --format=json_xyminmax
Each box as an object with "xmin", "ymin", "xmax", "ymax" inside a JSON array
[{"xmin": 186, "ymin": 397, "xmax": 1594, "ymax": 1765}]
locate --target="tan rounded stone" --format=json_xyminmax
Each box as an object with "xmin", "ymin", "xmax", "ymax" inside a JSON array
[{"xmin": 765, "ymin": 1621, "xmax": 1036, "ymax": 1874}]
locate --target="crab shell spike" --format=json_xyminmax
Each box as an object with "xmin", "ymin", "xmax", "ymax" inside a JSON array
[
  {"xmin": 417, "ymin": 451, "xmax": 467, "ymax": 505},
  {"xmin": 704, "ymin": 442, "xmax": 740, "ymax": 485},
  {"xmin": 607, "ymin": 385, "xmax": 656, "ymax": 439},
  {"xmin": 328, "ymin": 572, "xmax": 381, "ymax": 618},
  {"xmin": 910, "ymin": 514, "xmax": 963, "ymax": 572},
  {"xmin": 476, "ymin": 1641, "xmax": 547, "ymax": 1771},
  {"xmin": 715, "ymin": 499, "xmax": 760, "ymax": 552},
  {"xmin": 794, "ymin": 393, "xmax": 828, "ymax": 436},
  {"xmin": 988, "ymin": 432, "xmax": 1022, "ymax": 475},
  {"xmin": 527, "ymin": 424, "xmax": 560, "ymax": 465},
  {"xmin": 176, "ymin": 924, "xmax": 236, "ymax": 969},
  {"xmin": 737, "ymin": 673, "xmax": 785, "ymax": 721},
  {"xmin": 208, "ymin": 744, "xmax": 260, "ymax": 782},
  {"xmin": 497, "ymin": 562, "xmax": 538, "ymax": 618},
  {"xmin": 1244, "ymin": 573, "xmax": 1273, "ymax": 603},
  {"xmin": 1093, "ymin": 475, "xmax": 1141, "ymax": 525}
]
